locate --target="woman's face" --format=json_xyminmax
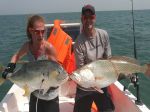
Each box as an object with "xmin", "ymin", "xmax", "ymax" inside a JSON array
[{"xmin": 30, "ymin": 21, "xmax": 45, "ymax": 43}]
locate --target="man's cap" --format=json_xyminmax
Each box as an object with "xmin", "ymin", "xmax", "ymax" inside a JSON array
[{"xmin": 82, "ymin": 4, "xmax": 95, "ymax": 15}]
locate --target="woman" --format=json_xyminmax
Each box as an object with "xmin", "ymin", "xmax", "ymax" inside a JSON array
[{"xmin": 2, "ymin": 15, "xmax": 59, "ymax": 112}]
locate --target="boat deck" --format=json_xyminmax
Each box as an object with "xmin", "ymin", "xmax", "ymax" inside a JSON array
[
  {"xmin": 0, "ymin": 81, "xmax": 150, "ymax": 112},
  {"xmin": 0, "ymin": 83, "xmax": 75, "ymax": 112}
]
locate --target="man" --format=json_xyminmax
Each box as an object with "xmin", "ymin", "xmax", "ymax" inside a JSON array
[{"xmin": 73, "ymin": 4, "xmax": 115, "ymax": 112}]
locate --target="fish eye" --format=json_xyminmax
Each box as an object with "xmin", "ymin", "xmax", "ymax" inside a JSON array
[
  {"xmin": 58, "ymin": 67, "xmax": 63, "ymax": 74},
  {"xmin": 58, "ymin": 70, "xmax": 61, "ymax": 74}
]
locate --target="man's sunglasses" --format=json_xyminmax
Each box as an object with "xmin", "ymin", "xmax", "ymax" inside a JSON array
[{"xmin": 83, "ymin": 15, "xmax": 96, "ymax": 20}]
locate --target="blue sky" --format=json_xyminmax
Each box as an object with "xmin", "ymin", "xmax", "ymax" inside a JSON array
[{"xmin": 0, "ymin": 0, "xmax": 150, "ymax": 15}]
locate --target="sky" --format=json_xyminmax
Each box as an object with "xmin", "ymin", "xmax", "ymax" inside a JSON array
[{"xmin": 0, "ymin": 0, "xmax": 150, "ymax": 15}]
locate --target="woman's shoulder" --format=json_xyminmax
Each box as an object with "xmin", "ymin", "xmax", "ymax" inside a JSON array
[
  {"xmin": 43, "ymin": 40, "xmax": 52, "ymax": 46},
  {"xmin": 17, "ymin": 41, "xmax": 30, "ymax": 54},
  {"xmin": 21, "ymin": 41, "xmax": 30, "ymax": 49}
]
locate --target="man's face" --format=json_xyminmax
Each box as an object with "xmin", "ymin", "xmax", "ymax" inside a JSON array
[{"xmin": 82, "ymin": 10, "xmax": 96, "ymax": 30}]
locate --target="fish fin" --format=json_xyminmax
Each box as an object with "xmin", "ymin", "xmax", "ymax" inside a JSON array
[
  {"xmin": 0, "ymin": 64, "xmax": 4, "ymax": 72},
  {"xmin": 23, "ymin": 84, "xmax": 30, "ymax": 97},
  {"xmin": 17, "ymin": 60, "xmax": 29, "ymax": 64},
  {"xmin": 143, "ymin": 64, "xmax": 150, "ymax": 74},
  {"xmin": 92, "ymin": 87, "xmax": 104, "ymax": 94},
  {"xmin": 42, "ymin": 80, "xmax": 50, "ymax": 94},
  {"xmin": 51, "ymin": 71, "xmax": 58, "ymax": 78},
  {"xmin": 43, "ymin": 89, "xmax": 48, "ymax": 95},
  {"xmin": 79, "ymin": 87, "xmax": 94, "ymax": 91},
  {"xmin": 0, "ymin": 77, "xmax": 5, "ymax": 86},
  {"xmin": 118, "ymin": 73, "xmax": 129, "ymax": 80},
  {"xmin": 110, "ymin": 56, "xmax": 139, "ymax": 64}
]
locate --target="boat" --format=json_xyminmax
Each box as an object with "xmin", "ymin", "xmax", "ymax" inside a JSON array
[{"xmin": 0, "ymin": 22, "xmax": 150, "ymax": 112}]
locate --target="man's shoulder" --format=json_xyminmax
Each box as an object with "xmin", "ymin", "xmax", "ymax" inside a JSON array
[
  {"xmin": 95, "ymin": 28, "xmax": 109, "ymax": 39},
  {"xmin": 96, "ymin": 28, "xmax": 107, "ymax": 34}
]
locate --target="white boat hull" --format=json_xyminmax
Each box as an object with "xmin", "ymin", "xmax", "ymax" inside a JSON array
[{"xmin": 0, "ymin": 81, "xmax": 149, "ymax": 112}]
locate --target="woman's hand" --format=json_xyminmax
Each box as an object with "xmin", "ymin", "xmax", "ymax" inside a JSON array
[{"xmin": 2, "ymin": 63, "xmax": 16, "ymax": 79}]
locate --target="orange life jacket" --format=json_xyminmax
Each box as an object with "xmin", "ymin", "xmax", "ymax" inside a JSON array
[
  {"xmin": 66, "ymin": 52, "xmax": 76, "ymax": 74},
  {"xmin": 47, "ymin": 20, "xmax": 72, "ymax": 71},
  {"xmin": 48, "ymin": 20, "xmax": 99, "ymax": 112}
]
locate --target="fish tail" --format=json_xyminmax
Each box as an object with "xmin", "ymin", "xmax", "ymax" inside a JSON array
[
  {"xmin": 0, "ymin": 64, "xmax": 5, "ymax": 85},
  {"xmin": 141, "ymin": 64, "xmax": 149, "ymax": 74},
  {"xmin": 0, "ymin": 64, "xmax": 4, "ymax": 72},
  {"xmin": 0, "ymin": 77, "xmax": 5, "ymax": 86},
  {"xmin": 142, "ymin": 64, "xmax": 150, "ymax": 75}
]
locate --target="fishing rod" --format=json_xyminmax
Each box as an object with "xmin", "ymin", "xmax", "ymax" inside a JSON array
[
  {"xmin": 131, "ymin": 0, "xmax": 137, "ymax": 59},
  {"xmin": 130, "ymin": 0, "xmax": 142, "ymax": 105}
]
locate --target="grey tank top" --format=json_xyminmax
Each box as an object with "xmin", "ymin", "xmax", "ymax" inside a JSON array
[{"xmin": 27, "ymin": 50, "xmax": 59, "ymax": 100}]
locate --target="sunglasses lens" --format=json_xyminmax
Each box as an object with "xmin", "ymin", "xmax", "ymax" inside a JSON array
[
  {"xmin": 34, "ymin": 30, "xmax": 45, "ymax": 35},
  {"xmin": 83, "ymin": 15, "xmax": 95, "ymax": 20},
  {"xmin": 41, "ymin": 30, "xmax": 45, "ymax": 34}
]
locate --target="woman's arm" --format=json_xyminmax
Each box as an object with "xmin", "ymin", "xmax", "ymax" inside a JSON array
[
  {"xmin": 2, "ymin": 42, "xmax": 29, "ymax": 79},
  {"xmin": 11, "ymin": 42, "xmax": 29, "ymax": 63}
]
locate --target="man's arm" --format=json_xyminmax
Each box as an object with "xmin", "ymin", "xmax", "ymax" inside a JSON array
[{"xmin": 103, "ymin": 30, "xmax": 112, "ymax": 59}]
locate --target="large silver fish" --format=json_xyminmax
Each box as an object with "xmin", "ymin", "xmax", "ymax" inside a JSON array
[
  {"xmin": 70, "ymin": 56, "xmax": 148, "ymax": 90},
  {"xmin": 0, "ymin": 60, "xmax": 69, "ymax": 97}
]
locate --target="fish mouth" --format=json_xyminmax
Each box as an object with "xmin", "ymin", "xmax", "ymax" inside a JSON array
[
  {"xmin": 70, "ymin": 73, "xmax": 81, "ymax": 83},
  {"xmin": 62, "ymin": 76, "xmax": 69, "ymax": 82},
  {"xmin": 57, "ymin": 74, "xmax": 69, "ymax": 84}
]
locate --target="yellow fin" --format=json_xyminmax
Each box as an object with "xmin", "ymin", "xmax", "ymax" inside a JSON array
[
  {"xmin": 145, "ymin": 64, "xmax": 150, "ymax": 76},
  {"xmin": 42, "ymin": 79, "xmax": 49, "ymax": 94},
  {"xmin": 0, "ymin": 64, "xmax": 4, "ymax": 72},
  {"xmin": 110, "ymin": 56, "xmax": 139, "ymax": 64},
  {"xmin": 17, "ymin": 60, "xmax": 29, "ymax": 64},
  {"xmin": 92, "ymin": 87, "xmax": 104, "ymax": 94},
  {"xmin": 23, "ymin": 84, "xmax": 30, "ymax": 96},
  {"xmin": 50, "ymin": 71, "xmax": 58, "ymax": 78},
  {"xmin": 0, "ymin": 77, "xmax": 5, "ymax": 86},
  {"xmin": 142, "ymin": 64, "xmax": 149, "ymax": 74}
]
